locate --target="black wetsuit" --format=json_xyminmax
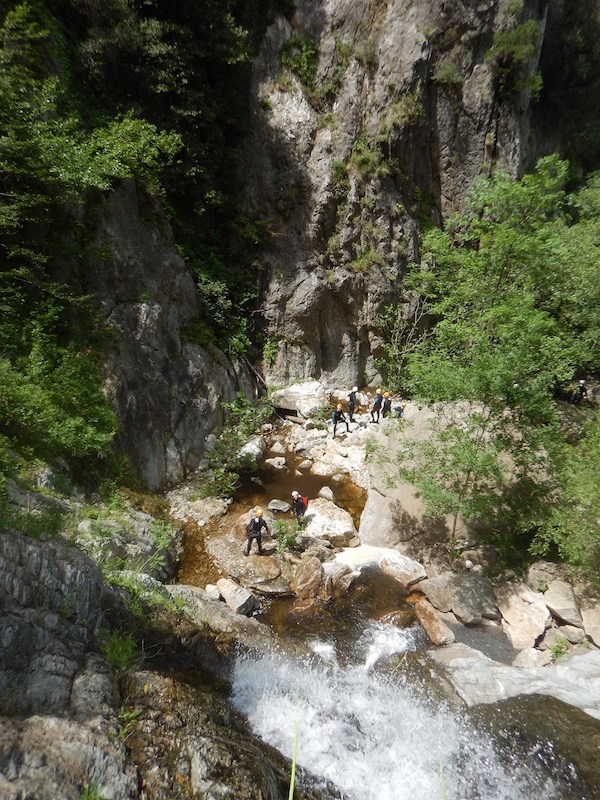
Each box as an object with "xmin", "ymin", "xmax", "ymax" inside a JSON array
[
  {"xmin": 371, "ymin": 395, "xmax": 382, "ymax": 422},
  {"xmin": 245, "ymin": 516, "xmax": 268, "ymax": 555},
  {"xmin": 348, "ymin": 391, "xmax": 357, "ymax": 422},
  {"xmin": 332, "ymin": 408, "xmax": 350, "ymax": 438},
  {"xmin": 292, "ymin": 495, "xmax": 306, "ymax": 525},
  {"xmin": 382, "ymin": 397, "xmax": 392, "ymax": 418}
]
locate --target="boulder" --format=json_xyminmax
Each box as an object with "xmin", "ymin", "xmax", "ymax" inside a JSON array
[
  {"xmin": 291, "ymin": 557, "xmax": 324, "ymax": 599},
  {"xmin": 318, "ymin": 486, "xmax": 335, "ymax": 501},
  {"xmin": 543, "ymin": 580, "xmax": 583, "ymax": 627},
  {"xmin": 380, "ymin": 554, "xmax": 427, "ymax": 589},
  {"xmin": 264, "ymin": 456, "xmax": 288, "ymax": 471},
  {"xmin": 512, "ymin": 648, "xmax": 553, "ymax": 668},
  {"xmin": 582, "ymin": 606, "xmax": 600, "ymax": 648},
  {"xmin": 322, "ymin": 562, "xmax": 357, "ymax": 599},
  {"xmin": 303, "ymin": 497, "xmax": 357, "ymax": 547},
  {"xmin": 268, "ymin": 499, "xmax": 291, "ymax": 512},
  {"xmin": 411, "ymin": 597, "xmax": 456, "ymax": 646},
  {"xmin": 270, "ymin": 382, "xmax": 329, "ymax": 419},
  {"xmin": 495, "ymin": 582, "xmax": 551, "ymax": 650},
  {"xmin": 237, "ymin": 435, "xmax": 267, "ymax": 462},
  {"xmin": 216, "ymin": 578, "xmax": 256, "ymax": 615},
  {"xmin": 420, "ymin": 573, "xmax": 498, "ymax": 625},
  {"xmin": 430, "ymin": 645, "xmax": 600, "ymax": 720}
]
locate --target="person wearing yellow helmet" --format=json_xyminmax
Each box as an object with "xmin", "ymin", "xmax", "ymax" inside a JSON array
[
  {"xmin": 382, "ymin": 391, "xmax": 392, "ymax": 418},
  {"xmin": 370, "ymin": 388, "xmax": 383, "ymax": 423},
  {"xmin": 244, "ymin": 507, "xmax": 268, "ymax": 556},
  {"xmin": 332, "ymin": 402, "xmax": 350, "ymax": 439}
]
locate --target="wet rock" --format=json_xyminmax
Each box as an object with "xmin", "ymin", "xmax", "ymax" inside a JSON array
[
  {"xmin": 264, "ymin": 456, "xmax": 288, "ymax": 471},
  {"xmin": 318, "ymin": 486, "xmax": 335, "ymax": 501},
  {"xmin": 411, "ymin": 597, "xmax": 456, "ymax": 646},
  {"xmin": 216, "ymin": 578, "xmax": 256, "ymax": 615},
  {"xmin": 268, "ymin": 499, "xmax": 291, "ymax": 512},
  {"xmin": 166, "ymin": 584, "xmax": 290, "ymax": 653},
  {"xmin": 543, "ymin": 579, "xmax": 583, "ymax": 627},
  {"xmin": 495, "ymin": 582, "xmax": 551, "ymax": 650},
  {"xmin": 122, "ymin": 670, "xmax": 342, "ymax": 800},
  {"xmin": 322, "ymin": 562, "xmax": 356, "ymax": 599},
  {"xmin": 291, "ymin": 557, "xmax": 324, "ymax": 599},
  {"xmin": 430, "ymin": 645, "xmax": 600, "ymax": 720}
]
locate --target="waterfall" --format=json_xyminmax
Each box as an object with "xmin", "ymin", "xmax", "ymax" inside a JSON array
[{"xmin": 231, "ymin": 621, "xmax": 560, "ymax": 799}]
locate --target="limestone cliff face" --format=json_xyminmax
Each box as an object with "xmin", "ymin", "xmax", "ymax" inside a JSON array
[
  {"xmin": 239, "ymin": 0, "xmax": 548, "ymax": 388},
  {"xmin": 78, "ymin": 181, "xmax": 251, "ymax": 490}
]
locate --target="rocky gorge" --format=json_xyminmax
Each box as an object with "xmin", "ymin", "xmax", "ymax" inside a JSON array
[
  {"xmin": 3, "ymin": 0, "xmax": 600, "ymax": 797},
  {"xmin": 2, "ymin": 382, "xmax": 600, "ymax": 798}
]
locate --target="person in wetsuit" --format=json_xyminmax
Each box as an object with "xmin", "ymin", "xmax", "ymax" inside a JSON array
[
  {"xmin": 370, "ymin": 389, "xmax": 383, "ymax": 423},
  {"xmin": 332, "ymin": 403, "xmax": 350, "ymax": 438},
  {"xmin": 348, "ymin": 386, "xmax": 358, "ymax": 422},
  {"xmin": 245, "ymin": 508, "xmax": 268, "ymax": 555},
  {"xmin": 291, "ymin": 490, "xmax": 306, "ymax": 526}
]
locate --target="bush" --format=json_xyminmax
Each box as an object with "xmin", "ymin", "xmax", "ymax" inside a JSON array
[
  {"xmin": 273, "ymin": 519, "xmax": 300, "ymax": 553},
  {"xmin": 99, "ymin": 629, "xmax": 139, "ymax": 671}
]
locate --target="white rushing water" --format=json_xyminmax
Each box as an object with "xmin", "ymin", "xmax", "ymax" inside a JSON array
[{"xmin": 231, "ymin": 621, "xmax": 559, "ymax": 800}]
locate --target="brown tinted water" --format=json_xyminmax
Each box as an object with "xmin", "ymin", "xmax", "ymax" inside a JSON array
[{"xmin": 176, "ymin": 449, "xmax": 368, "ymax": 587}]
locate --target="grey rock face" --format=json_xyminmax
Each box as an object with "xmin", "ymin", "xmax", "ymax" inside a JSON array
[
  {"xmin": 75, "ymin": 180, "xmax": 252, "ymax": 490},
  {"xmin": 0, "ymin": 531, "xmax": 137, "ymax": 799},
  {"xmin": 240, "ymin": 1, "xmax": 547, "ymax": 388}
]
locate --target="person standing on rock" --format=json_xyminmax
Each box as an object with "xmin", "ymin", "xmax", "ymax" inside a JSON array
[
  {"xmin": 370, "ymin": 388, "xmax": 383, "ymax": 423},
  {"xmin": 244, "ymin": 508, "xmax": 268, "ymax": 556},
  {"xmin": 382, "ymin": 391, "xmax": 392, "ymax": 418},
  {"xmin": 332, "ymin": 403, "xmax": 350, "ymax": 438},
  {"xmin": 348, "ymin": 386, "xmax": 358, "ymax": 422},
  {"xmin": 291, "ymin": 490, "xmax": 307, "ymax": 526}
]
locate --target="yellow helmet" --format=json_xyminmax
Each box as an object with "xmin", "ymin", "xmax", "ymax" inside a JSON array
[
  {"xmin": 255, "ymin": 508, "xmax": 263, "ymax": 517},
  {"xmin": 336, "ymin": 403, "xmax": 342, "ymax": 410},
  {"xmin": 384, "ymin": 391, "xmax": 390, "ymax": 397},
  {"xmin": 376, "ymin": 388, "xmax": 382, "ymax": 394}
]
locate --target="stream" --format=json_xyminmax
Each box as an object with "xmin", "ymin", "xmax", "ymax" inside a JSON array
[{"xmin": 177, "ymin": 448, "xmax": 599, "ymax": 799}]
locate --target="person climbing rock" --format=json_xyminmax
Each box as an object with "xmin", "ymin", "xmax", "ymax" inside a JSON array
[
  {"xmin": 571, "ymin": 379, "xmax": 588, "ymax": 405},
  {"xmin": 382, "ymin": 391, "xmax": 392, "ymax": 418},
  {"xmin": 332, "ymin": 403, "xmax": 350, "ymax": 438},
  {"xmin": 244, "ymin": 508, "xmax": 268, "ymax": 556},
  {"xmin": 291, "ymin": 490, "xmax": 307, "ymax": 526},
  {"xmin": 348, "ymin": 386, "xmax": 358, "ymax": 422},
  {"xmin": 370, "ymin": 389, "xmax": 383, "ymax": 423}
]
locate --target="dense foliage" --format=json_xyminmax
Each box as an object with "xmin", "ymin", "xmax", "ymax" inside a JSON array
[
  {"xmin": 0, "ymin": 0, "xmax": 263, "ymax": 483},
  {"xmin": 386, "ymin": 157, "xmax": 600, "ymax": 573},
  {"xmin": 0, "ymin": 2, "xmax": 179, "ymax": 478}
]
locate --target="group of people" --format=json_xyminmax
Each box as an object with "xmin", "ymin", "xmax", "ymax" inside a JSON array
[
  {"xmin": 244, "ymin": 490, "xmax": 307, "ymax": 555},
  {"xmin": 332, "ymin": 386, "xmax": 405, "ymax": 437}
]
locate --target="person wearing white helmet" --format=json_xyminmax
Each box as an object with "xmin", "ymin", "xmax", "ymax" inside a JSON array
[
  {"xmin": 348, "ymin": 386, "xmax": 359, "ymax": 422},
  {"xmin": 291, "ymin": 490, "xmax": 307, "ymax": 526},
  {"xmin": 571, "ymin": 379, "xmax": 588, "ymax": 405},
  {"xmin": 244, "ymin": 507, "xmax": 268, "ymax": 556}
]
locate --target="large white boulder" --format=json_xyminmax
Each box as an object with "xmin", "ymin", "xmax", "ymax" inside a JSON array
[
  {"xmin": 270, "ymin": 381, "xmax": 329, "ymax": 418},
  {"xmin": 304, "ymin": 497, "xmax": 357, "ymax": 547}
]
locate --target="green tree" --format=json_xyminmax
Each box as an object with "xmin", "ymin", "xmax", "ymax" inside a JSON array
[
  {"xmin": 395, "ymin": 157, "xmax": 595, "ymax": 548},
  {"xmin": 532, "ymin": 416, "xmax": 600, "ymax": 576}
]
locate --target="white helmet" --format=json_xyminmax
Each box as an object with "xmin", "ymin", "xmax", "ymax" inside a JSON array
[
  {"xmin": 351, "ymin": 386, "xmax": 358, "ymax": 392},
  {"xmin": 292, "ymin": 490, "xmax": 299, "ymax": 498},
  {"xmin": 580, "ymin": 379, "xmax": 586, "ymax": 385}
]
